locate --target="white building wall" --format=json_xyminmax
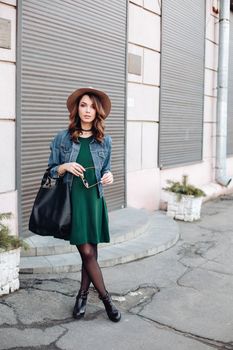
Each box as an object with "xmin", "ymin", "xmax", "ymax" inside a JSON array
[
  {"xmin": 127, "ymin": 0, "xmax": 161, "ymax": 210},
  {"xmin": 0, "ymin": 0, "xmax": 17, "ymax": 234},
  {"xmin": 127, "ymin": 0, "xmax": 233, "ymax": 212}
]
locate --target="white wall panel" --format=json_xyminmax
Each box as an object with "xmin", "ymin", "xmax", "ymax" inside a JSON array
[
  {"xmin": 0, "ymin": 3, "xmax": 16, "ymax": 62},
  {"xmin": 0, "ymin": 62, "xmax": 15, "ymax": 118},
  {"xmin": 0, "ymin": 121, "xmax": 15, "ymax": 192}
]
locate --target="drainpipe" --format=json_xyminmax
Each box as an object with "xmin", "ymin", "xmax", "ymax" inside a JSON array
[{"xmin": 215, "ymin": 0, "xmax": 232, "ymax": 186}]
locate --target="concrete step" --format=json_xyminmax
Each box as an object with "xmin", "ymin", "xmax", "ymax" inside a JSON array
[
  {"xmin": 21, "ymin": 207, "xmax": 150, "ymax": 257},
  {"xmin": 19, "ymin": 211, "xmax": 180, "ymax": 274}
]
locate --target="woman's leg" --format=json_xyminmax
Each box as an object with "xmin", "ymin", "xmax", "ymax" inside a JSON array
[
  {"xmin": 77, "ymin": 243, "xmax": 106, "ymax": 297},
  {"xmin": 79, "ymin": 245, "xmax": 98, "ymax": 291},
  {"xmin": 76, "ymin": 242, "xmax": 121, "ymax": 322},
  {"xmin": 73, "ymin": 244, "xmax": 98, "ymax": 319}
]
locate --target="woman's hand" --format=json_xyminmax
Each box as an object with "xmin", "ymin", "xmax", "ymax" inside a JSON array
[
  {"xmin": 101, "ymin": 171, "xmax": 114, "ymax": 185},
  {"xmin": 58, "ymin": 162, "xmax": 85, "ymax": 177}
]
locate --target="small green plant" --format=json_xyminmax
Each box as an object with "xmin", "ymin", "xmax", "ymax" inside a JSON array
[
  {"xmin": 0, "ymin": 213, "xmax": 29, "ymax": 252},
  {"xmin": 163, "ymin": 175, "xmax": 206, "ymax": 201}
]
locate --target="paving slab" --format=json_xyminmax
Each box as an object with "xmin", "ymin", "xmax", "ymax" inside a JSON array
[
  {"xmin": 100, "ymin": 252, "xmax": 187, "ymax": 294},
  {"xmin": 137, "ymin": 278, "xmax": 233, "ymax": 343},
  {"xmin": 0, "ymin": 302, "xmax": 17, "ymax": 326},
  {"xmin": 56, "ymin": 314, "xmax": 214, "ymax": 350},
  {"xmin": 0, "ymin": 326, "xmax": 65, "ymax": 350},
  {"xmin": 133, "ymin": 198, "xmax": 233, "ymax": 343},
  {"xmin": 3, "ymin": 288, "xmax": 73, "ymax": 325}
]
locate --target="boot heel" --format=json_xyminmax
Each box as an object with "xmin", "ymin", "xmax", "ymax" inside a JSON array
[
  {"xmin": 99, "ymin": 291, "xmax": 121, "ymax": 322},
  {"xmin": 73, "ymin": 290, "xmax": 89, "ymax": 319}
]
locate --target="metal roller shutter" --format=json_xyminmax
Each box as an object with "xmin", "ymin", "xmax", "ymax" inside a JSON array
[
  {"xmin": 227, "ymin": 10, "xmax": 233, "ymax": 155},
  {"xmin": 158, "ymin": 0, "xmax": 205, "ymax": 168},
  {"xmin": 17, "ymin": 0, "xmax": 127, "ymax": 235}
]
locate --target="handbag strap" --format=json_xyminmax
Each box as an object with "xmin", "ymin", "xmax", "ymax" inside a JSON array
[
  {"xmin": 41, "ymin": 166, "xmax": 64, "ymax": 187},
  {"xmin": 41, "ymin": 167, "xmax": 52, "ymax": 187}
]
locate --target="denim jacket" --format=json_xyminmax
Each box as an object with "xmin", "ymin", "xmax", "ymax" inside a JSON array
[{"xmin": 48, "ymin": 129, "xmax": 112, "ymax": 198}]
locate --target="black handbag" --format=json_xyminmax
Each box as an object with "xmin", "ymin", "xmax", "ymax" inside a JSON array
[{"xmin": 29, "ymin": 167, "xmax": 71, "ymax": 239}]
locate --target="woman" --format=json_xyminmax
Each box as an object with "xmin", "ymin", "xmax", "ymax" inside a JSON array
[{"xmin": 48, "ymin": 87, "xmax": 121, "ymax": 322}]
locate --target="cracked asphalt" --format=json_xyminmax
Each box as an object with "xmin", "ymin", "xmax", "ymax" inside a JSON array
[{"xmin": 0, "ymin": 195, "xmax": 233, "ymax": 350}]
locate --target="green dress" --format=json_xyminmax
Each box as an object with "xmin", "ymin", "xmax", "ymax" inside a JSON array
[{"xmin": 68, "ymin": 135, "xmax": 110, "ymax": 245}]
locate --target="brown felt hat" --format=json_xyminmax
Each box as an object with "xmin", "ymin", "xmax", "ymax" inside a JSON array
[{"xmin": 66, "ymin": 87, "xmax": 111, "ymax": 118}]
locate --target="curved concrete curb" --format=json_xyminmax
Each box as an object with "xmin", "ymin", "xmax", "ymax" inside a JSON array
[
  {"xmin": 21, "ymin": 208, "xmax": 150, "ymax": 257},
  {"xmin": 99, "ymin": 212, "xmax": 179, "ymax": 268},
  {"xmin": 19, "ymin": 211, "xmax": 180, "ymax": 274}
]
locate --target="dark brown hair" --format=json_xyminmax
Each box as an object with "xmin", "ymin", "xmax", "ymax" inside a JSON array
[{"xmin": 68, "ymin": 93, "xmax": 106, "ymax": 143}]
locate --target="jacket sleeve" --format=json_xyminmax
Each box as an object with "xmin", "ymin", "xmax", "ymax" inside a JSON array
[
  {"xmin": 47, "ymin": 134, "xmax": 62, "ymax": 179},
  {"xmin": 101, "ymin": 136, "xmax": 112, "ymax": 176}
]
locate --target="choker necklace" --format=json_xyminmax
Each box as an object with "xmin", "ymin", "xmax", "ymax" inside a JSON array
[{"xmin": 80, "ymin": 128, "xmax": 92, "ymax": 132}]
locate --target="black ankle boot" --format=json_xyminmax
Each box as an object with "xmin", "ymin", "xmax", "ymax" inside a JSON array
[
  {"xmin": 73, "ymin": 290, "xmax": 89, "ymax": 319},
  {"xmin": 99, "ymin": 291, "xmax": 121, "ymax": 322}
]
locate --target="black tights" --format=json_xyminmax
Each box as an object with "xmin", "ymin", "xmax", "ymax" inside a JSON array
[{"xmin": 76, "ymin": 243, "xmax": 107, "ymax": 297}]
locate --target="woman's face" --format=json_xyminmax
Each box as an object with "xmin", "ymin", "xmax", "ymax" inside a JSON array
[{"xmin": 78, "ymin": 94, "xmax": 96, "ymax": 124}]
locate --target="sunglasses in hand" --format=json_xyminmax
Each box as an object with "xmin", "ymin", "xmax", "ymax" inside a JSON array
[{"xmin": 80, "ymin": 166, "xmax": 101, "ymax": 189}]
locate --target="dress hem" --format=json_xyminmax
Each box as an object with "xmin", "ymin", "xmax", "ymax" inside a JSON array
[{"xmin": 69, "ymin": 239, "xmax": 110, "ymax": 246}]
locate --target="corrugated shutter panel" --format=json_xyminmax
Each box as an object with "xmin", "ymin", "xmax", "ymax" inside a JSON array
[
  {"xmin": 227, "ymin": 10, "xmax": 233, "ymax": 155},
  {"xmin": 18, "ymin": 0, "xmax": 127, "ymax": 234},
  {"xmin": 159, "ymin": 0, "xmax": 205, "ymax": 168}
]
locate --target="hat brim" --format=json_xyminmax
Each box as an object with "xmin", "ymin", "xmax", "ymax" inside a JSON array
[{"xmin": 66, "ymin": 87, "xmax": 111, "ymax": 118}]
